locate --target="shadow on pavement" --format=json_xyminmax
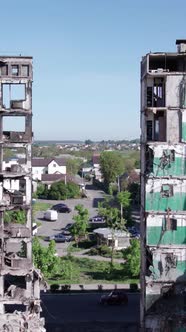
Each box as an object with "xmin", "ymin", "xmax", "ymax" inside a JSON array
[{"xmin": 92, "ymin": 197, "xmax": 104, "ymax": 208}]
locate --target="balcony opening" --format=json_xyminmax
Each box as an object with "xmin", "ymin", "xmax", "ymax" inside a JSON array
[
  {"xmin": 2, "ymin": 116, "xmax": 30, "ymax": 142},
  {"xmin": 154, "ymin": 111, "xmax": 166, "ymax": 141},
  {"xmin": 146, "ymin": 78, "xmax": 165, "ymax": 107},
  {"xmin": 146, "ymin": 110, "xmax": 166, "ymax": 141},
  {"xmin": 2, "ymin": 147, "xmax": 27, "ymax": 172},
  {"xmin": 2, "ymin": 84, "xmax": 25, "ymax": 109}
]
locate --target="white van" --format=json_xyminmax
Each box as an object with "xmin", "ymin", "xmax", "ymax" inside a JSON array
[{"xmin": 44, "ymin": 210, "xmax": 58, "ymax": 221}]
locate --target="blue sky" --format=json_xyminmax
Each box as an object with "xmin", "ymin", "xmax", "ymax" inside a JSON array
[{"xmin": 2, "ymin": 0, "xmax": 186, "ymax": 141}]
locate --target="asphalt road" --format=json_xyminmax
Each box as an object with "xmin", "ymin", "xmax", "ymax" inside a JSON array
[
  {"xmin": 41, "ymin": 292, "xmax": 140, "ymax": 326},
  {"xmin": 35, "ymin": 187, "xmax": 105, "ymax": 255}
]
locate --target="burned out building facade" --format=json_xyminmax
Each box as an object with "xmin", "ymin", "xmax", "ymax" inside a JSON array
[
  {"xmin": 140, "ymin": 41, "xmax": 186, "ymax": 331},
  {"xmin": 0, "ymin": 57, "xmax": 45, "ymax": 331}
]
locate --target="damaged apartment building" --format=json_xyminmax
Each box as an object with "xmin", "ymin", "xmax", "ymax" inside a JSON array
[
  {"xmin": 140, "ymin": 40, "xmax": 186, "ymax": 331},
  {"xmin": 0, "ymin": 57, "xmax": 45, "ymax": 331}
]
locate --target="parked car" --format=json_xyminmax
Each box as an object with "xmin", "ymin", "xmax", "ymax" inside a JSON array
[
  {"xmin": 44, "ymin": 210, "xmax": 58, "ymax": 221},
  {"xmin": 47, "ymin": 234, "xmax": 67, "ymax": 242},
  {"xmin": 51, "ymin": 203, "xmax": 71, "ymax": 213},
  {"xmin": 100, "ymin": 291, "xmax": 128, "ymax": 305},
  {"xmin": 89, "ymin": 215, "xmax": 105, "ymax": 223},
  {"xmin": 61, "ymin": 223, "xmax": 73, "ymax": 235}
]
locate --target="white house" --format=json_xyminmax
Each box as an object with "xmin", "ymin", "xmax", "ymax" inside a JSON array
[
  {"xmin": 32, "ymin": 158, "xmax": 66, "ymax": 181},
  {"xmin": 92, "ymin": 154, "xmax": 102, "ymax": 182}
]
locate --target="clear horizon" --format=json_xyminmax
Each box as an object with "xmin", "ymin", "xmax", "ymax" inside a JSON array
[{"xmin": 2, "ymin": 0, "xmax": 186, "ymax": 140}]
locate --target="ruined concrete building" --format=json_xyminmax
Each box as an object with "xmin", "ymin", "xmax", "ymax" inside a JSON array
[
  {"xmin": 140, "ymin": 40, "xmax": 186, "ymax": 331},
  {"xmin": 0, "ymin": 57, "xmax": 45, "ymax": 331}
]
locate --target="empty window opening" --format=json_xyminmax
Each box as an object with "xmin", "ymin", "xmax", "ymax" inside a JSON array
[
  {"xmin": 2, "ymin": 147, "xmax": 26, "ymax": 171},
  {"xmin": 149, "ymin": 55, "xmax": 179, "ymax": 72},
  {"xmin": 0, "ymin": 62, "xmax": 8, "ymax": 76},
  {"xmin": 160, "ymin": 149, "xmax": 175, "ymax": 168},
  {"xmin": 154, "ymin": 111, "xmax": 166, "ymax": 141},
  {"xmin": 170, "ymin": 150, "xmax": 175, "ymax": 162},
  {"xmin": 161, "ymin": 184, "xmax": 173, "ymax": 198},
  {"xmin": 11, "ymin": 65, "xmax": 19, "ymax": 76},
  {"xmin": 147, "ymin": 120, "xmax": 153, "ymax": 140},
  {"xmin": 154, "ymin": 78, "xmax": 165, "ymax": 107},
  {"xmin": 146, "ymin": 146, "xmax": 154, "ymax": 173},
  {"xmin": 165, "ymin": 254, "xmax": 177, "ymax": 272},
  {"xmin": 147, "ymin": 87, "xmax": 153, "ymax": 107},
  {"xmin": 2, "ymin": 84, "xmax": 25, "ymax": 109},
  {"xmin": 4, "ymin": 275, "xmax": 26, "ymax": 293},
  {"xmin": 146, "ymin": 78, "xmax": 165, "ymax": 107},
  {"xmin": 6, "ymin": 240, "xmax": 27, "ymax": 259},
  {"xmin": 21, "ymin": 65, "xmax": 29, "ymax": 77},
  {"xmin": 3, "ymin": 116, "xmax": 25, "ymax": 133},
  {"xmin": 4, "ymin": 209, "xmax": 27, "ymax": 225},
  {"xmin": 5, "ymin": 304, "xmax": 26, "ymax": 313},
  {"xmin": 146, "ymin": 249, "xmax": 153, "ymax": 275},
  {"xmin": 19, "ymin": 179, "xmax": 26, "ymax": 194}
]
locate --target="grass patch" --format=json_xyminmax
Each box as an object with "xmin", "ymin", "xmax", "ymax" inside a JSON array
[
  {"xmin": 33, "ymin": 201, "xmax": 52, "ymax": 212},
  {"xmin": 87, "ymin": 245, "xmax": 124, "ymax": 259},
  {"xmin": 47, "ymin": 256, "xmax": 139, "ymax": 285}
]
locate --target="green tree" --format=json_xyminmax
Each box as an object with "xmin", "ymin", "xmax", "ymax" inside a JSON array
[
  {"xmin": 117, "ymin": 190, "xmax": 131, "ymax": 220},
  {"xmin": 85, "ymin": 139, "xmax": 93, "ymax": 145},
  {"xmin": 98, "ymin": 202, "xmax": 126, "ymax": 267},
  {"xmin": 100, "ymin": 152, "xmax": 124, "ymax": 192},
  {"xmin": 47, "ymin": 181, "xmax": 80, "ymax": 200},
  {"xmin": 66, "ymin": 158, "xmax": 82, "ymax": 176},
  {"xmin": 66, "ymin": 182, "xmax": 80, "ymax": 198},
  {"xmin": 48, "ymin": 181, "xmax": 67, "ymax": 200},
  {"xmin": 34, "ymin": 183, "xmax": 48, "ymax": 198},
  {"xmin": 123, "ymin": 239, "xmax": 140, "ymax": 277},
  {"xmin": 32, "ymin": 237, "xmax": 60, "ymax": 277},
  {"xmin": 71, "ymin": 205, "xmax": 89, "ymax": 247},
  {"xmin": 60, "ymin": 257, "xmax": 80, "ymax": 281}
]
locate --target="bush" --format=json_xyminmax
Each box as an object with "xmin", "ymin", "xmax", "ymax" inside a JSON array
[
  {"xmin": 4, "ymin": 210, "xmax": 26, "ymax": 224},
  {"xmin": 47, "ymin": 181, "xmax": 80, "ymax": 200},
  {"xmin": 98, "ymin": 245, "xmax": 112, "ymax": 257},
  {"xmin": 130, "ymin": 283, "xmax": 138, "ymax": 292},
  {"xmin": 66, "ymin": 182, "xmax": 80, "ymax": 198},
  {"xmin": 50, "ymin": 284, "xmax": 60, "ymax": 292},
  {"xmin": 88, "ymin": 247, "xmax": 99, "ymax": 256},
  {"xmin": 88, "ymin": 245, "xmax": 112, "ymax": 257},
  {"xmin": 98, "ymin": 284, "xmax": 103, "ymax": 291},
  {"xmin": 61, "ymin": 284, "xmax": 71, "ymax": 292}
]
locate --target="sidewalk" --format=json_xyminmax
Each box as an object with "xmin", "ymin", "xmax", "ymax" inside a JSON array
[
  {"xmin": 71, "ymin": 249, "xmax": 125, "ymax": 263},
  {"xmin": 42, "ymin": 283, "xmax": 140, "ymax": 292}
]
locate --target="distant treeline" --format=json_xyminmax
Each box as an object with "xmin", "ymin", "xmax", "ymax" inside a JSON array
[{"xmin": 34, "ymin": 138, "xmax": 140, "ymax": 146}]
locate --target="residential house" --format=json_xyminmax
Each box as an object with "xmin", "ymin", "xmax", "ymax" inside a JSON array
[
  {"xmin": 32, "ymin": 158, "xmax": 66, "ymax": 181},
  {"xmin": 92, "ymin": 153, "xmax": 102, "ymax": 182},
  {"xmin": 93, "ymin": 228, "xmax": 130, "ymax": 250}
]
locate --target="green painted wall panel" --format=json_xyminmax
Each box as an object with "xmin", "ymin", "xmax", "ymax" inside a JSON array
[
  {"xmin": 182, "ymin": 122, "xmax": 186, "ymax": 141},
  {"xmin": 146, "ymin": 193, "xmax": 186, "ymax": 211},
  {"xmin": 147, "ymin": 226, "xmax": 186, "ymax": 245},
  {"xmin": 153, "ymin": 157, "xmax": 186, "ymax": 176}
]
